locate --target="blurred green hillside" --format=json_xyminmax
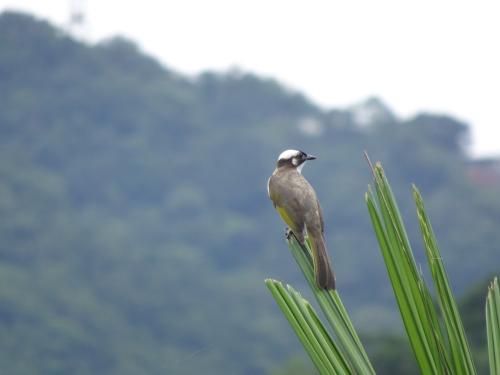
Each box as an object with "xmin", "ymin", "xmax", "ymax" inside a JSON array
[{"xmin": 1, "ymin": 12, "xmax": 499, "ymax": 374}]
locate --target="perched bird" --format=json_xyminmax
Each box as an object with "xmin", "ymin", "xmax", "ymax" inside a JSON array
[{"xmin": 267, "ymin": 149, "xmax": 335, "ymax": 290}]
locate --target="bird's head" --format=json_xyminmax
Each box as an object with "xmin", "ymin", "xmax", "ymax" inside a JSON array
[{"xmin": 276, "ymin": 149, "xmax": 316, "ymax": 173}]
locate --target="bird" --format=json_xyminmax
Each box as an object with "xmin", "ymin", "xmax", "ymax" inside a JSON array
[{"xmin": 267, "ymin": 149, "xmax": 335, "ymax": 290}]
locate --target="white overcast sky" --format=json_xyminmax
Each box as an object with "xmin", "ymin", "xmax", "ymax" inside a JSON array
[{"xmin": 1, "ymin": 0, "xmax": 499, "ymax": 157}]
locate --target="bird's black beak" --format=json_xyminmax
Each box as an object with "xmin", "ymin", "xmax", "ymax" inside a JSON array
[{"xmin": 305, "ymin": 154, "xmax": 316, "ymax": 161}]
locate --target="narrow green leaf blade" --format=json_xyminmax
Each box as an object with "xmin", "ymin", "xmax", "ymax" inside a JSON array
[
  {"xmin": 414, "ymin": 186, "xmax": 477, "ymax": 375},
  {"xmin": 286, "ymin": 236, "xmax": 376, "ymax": 375},
  {"xmin": 288, "ymin": 285, "xmax": 351, "ymax": 374},
  {"xmin": 366, "ymin": 163, "xmax": 445, "ymax": 374},
  {"xmin": 486, "ymin": 277, "xmax": 500, "ymax": 375},
  {"xmin": 265, "ymin": 278, "xmax": 333, "ymax": 375}
]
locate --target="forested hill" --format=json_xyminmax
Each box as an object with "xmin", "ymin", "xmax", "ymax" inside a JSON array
[{"xmin": 1, "ymin": 11, "xmax": 499, "ymax": 375}]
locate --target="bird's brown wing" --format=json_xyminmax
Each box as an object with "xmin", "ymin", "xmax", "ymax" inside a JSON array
[
  {"xmin": 268, "ymin": 173, "xmax": 303, "ymax": 235},
  {"xmin": 316, "ymin": 199, "xmax": 325, "ymax": 234}
]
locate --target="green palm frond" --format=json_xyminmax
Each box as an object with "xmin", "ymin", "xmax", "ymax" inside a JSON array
[
  {"xmin": 366, "ymin": 162, "xmax": 476, "ymax": 375},
  {"xmin": 486, "ymin": 277, "xmax": 500, "ymax": 375}
]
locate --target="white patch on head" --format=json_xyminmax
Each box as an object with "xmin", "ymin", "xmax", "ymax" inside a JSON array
[{"xmin": 278, "ymin": 149, "xmax": 300, "ymax": 161}]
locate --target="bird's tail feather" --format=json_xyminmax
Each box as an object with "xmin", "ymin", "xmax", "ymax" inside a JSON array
[{"xmin": 309, "ymin": 232, "xmax": 335, "ymax": 290}]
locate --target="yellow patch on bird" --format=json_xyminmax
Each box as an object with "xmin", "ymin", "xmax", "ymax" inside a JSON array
[{"xmin": 276, "ymin": 205, "xmax": 297, "ymax": 232}]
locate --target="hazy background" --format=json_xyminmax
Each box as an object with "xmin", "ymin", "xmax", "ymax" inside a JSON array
[
  {"xmin": 0, "ymin": 3, "xmax": 499, "ymax": 375},
  {"xmin": 1, "ymin": 0, "xmax": 499, "ymax": 157}
]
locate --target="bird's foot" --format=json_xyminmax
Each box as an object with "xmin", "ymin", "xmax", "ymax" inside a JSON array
[{"xmin": 284, "ymin": 227, "xmax": 293, "ymax": 240}]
